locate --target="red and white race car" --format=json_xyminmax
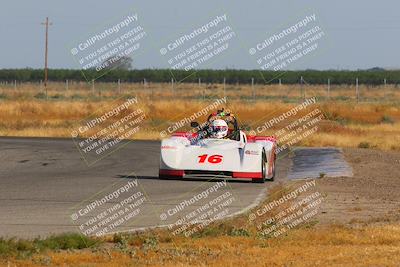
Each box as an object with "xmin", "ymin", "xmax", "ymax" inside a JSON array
[{"xmin": 159, "ymin": 109, "xmax": 277, "ymax": 183}]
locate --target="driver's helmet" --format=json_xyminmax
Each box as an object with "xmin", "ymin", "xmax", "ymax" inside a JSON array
[{"xmin": 210, "ymin": 119, "xmax": 228, "ymax": 139}]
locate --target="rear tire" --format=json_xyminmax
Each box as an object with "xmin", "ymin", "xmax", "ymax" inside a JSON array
[
  {"xmin": 268, "ymin": 158, "xmax": 275, "ymax": 181},
  {"xmin": 252, "ymin": 150, "xmax": 266, "ymax": 183},
  {"xmin": 159, "ymin": 174, "xmax": 183, "ymax": 180}
]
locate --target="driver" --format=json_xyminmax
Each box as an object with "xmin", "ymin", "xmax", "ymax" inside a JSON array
[{"xmin": 210, "ymin": 119, "xmax": 229, "ymax": 139}]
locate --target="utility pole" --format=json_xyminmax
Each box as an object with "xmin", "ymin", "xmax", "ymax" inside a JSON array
[
  {"xmin": 327, "ymin": 78, "xmax": 330, "ymax": 100},
  {"xmin": 300, "ymin": 76, "xmax": 304, "ymax": 100},
  {"xmin": 41, "ymin": 17, "xmax": 52, "ymax": 99},
  {"xmin": 384, "ymin": 78, "xmax": 387, "ymax": 100},
  {"xmin": 356, "ymin": 77, "xmax": 359, "ymax": 103},
  {"xmin": 118, "ymin": 79, "xmax": 121, "ymax": 94},
  {"xmin": 251, "ymin": 77, "xmax": 255, "ymax": 101},
  {"xmin": 223, "ymin": 77, "xmax": 226, "ymax": 98}
]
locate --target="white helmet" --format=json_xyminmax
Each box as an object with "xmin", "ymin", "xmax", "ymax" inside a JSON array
[{"xmin": 210, "ymin": 119, "xmax": 228, "ymax": 139}]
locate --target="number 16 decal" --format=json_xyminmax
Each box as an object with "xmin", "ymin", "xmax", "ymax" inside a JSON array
[{"xmin": 198, "ymin": 154, "xmax": 223, "ymax": 164}]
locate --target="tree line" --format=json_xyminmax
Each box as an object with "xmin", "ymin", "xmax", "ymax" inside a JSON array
[{"xmin": 0, "ymin": 68, "xmax": 399, "ymax": 85}]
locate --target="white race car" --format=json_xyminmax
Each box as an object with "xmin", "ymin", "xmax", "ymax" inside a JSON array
[{"xmin": 159, "ymin": 110, "xmax": 277, "ymax": 183}]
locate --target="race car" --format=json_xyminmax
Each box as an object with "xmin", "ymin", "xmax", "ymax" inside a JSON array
[{"xmin": 159, "ymin": 109, "xmax": 277, "ymax": 183}]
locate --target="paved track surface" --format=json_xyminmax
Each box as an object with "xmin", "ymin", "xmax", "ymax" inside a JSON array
[
  {"xmin": 288, "ymin": 147, "xmax": 353, "ymax": 179},
  {"xmin": 0, "ymin": 137, "xmax": 350, "ymax": 238}
]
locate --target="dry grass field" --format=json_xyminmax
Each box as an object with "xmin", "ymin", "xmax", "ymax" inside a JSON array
[
  {"xmin": 2, "ymin": 80, "xmax": 400, "ymax": 101},
  {"xmin": 4, "ymin": 225, "xmax": 400, "ymax": 267},
  {"xmin": 1, "ymin": 82, "xmax": 399, "ymax": 151}
]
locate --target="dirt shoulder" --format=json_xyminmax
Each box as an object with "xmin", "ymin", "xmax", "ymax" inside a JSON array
[{"xmin": 315, "ymin": 147, "xmax": 400, "ymax": 225}]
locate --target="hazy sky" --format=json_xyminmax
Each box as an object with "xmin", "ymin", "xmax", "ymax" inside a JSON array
[{"xmin": 1, "ymin": 0, "xmax": 399, "ymax": 70}]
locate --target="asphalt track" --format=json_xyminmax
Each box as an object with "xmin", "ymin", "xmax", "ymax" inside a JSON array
[{"xmin": 0, "ymin": 137, "xmax": 351, "ymax": 238}]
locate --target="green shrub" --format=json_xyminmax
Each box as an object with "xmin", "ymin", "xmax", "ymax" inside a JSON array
[
  {"xmin": 34, "ymin": 92, "xmax": 46, "ymax": 99},
  {"xmin": 36, "ymin": 233, "xmax": 98, "ymax": 250},
  {"xmin": 0, "ymin": 233, "xmax": 99, "ymax": 258},
  {"xmin": 229, "ymin": 228, "xmax": 250, "ymax": 237},
  {"xmin": 142, "ymin": 236, "xmax": 158, "ymax": 250},
  {"xmin": 381, "ymin": 115, "xmax": 394, "ymax": 124},
  {"xmin": 358, "ymin": 142, "xmax": 370, "ymax": 149},
  {"xmin": 70, "ymin": 94, "xmax": 84, "ymax": 100},
  {"xmin": 50, "ymin": 94, "xmax": 64, "ymax": 99}
]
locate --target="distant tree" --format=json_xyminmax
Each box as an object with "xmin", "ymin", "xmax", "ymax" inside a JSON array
[
  {"xmin": 2, "ymin": 68, "xmax": 400, "ymax": 84},
  {"xmin": 366, "ymin": 67, "xmax": 386, "ymax": 72}
]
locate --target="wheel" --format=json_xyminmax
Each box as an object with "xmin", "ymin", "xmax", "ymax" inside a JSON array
[
  {"xmin": 252, "ymin": 150, "xmax": 266, "ymax": 183},
  {"xmin": 159, "ymin": 169, "xmax": 184, "ymax": 180},
  {"xmin": 268, "ymin": 156, "xmax": 276, "ymax": 181},
  {"xmin": 266, "ymin": 150, "xmax": 276, "ymax": 181}
]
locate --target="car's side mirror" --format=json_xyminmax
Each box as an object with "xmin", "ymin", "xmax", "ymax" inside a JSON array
[{"xmin": 190, "ymin": 121, "xmax": 199, "ymax": 128}]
